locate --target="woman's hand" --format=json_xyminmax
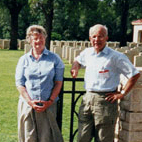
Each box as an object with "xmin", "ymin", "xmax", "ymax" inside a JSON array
[
  {"xmin": 28, "ymin": 100, "xmax": 53, "ymax": 113},
  {"xmin": 39, "ymin": 100, "xmax": 53, "ymax": 112}
]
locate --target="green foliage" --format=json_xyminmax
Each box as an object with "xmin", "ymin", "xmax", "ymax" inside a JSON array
[
  {"xmin": 0, "ymin": 0, "xmax": 142, "ymax": 44},
  {"xmin": 18, "ymin": 4, "xmax": 44, "ymax": 39},
  {"xmin": 18, "ymin": 4, "xmax": 32, "ymax": 39},
  {"xmin": 51, "ymin": 32, "xmax": 62, "ymax": 40},
  {"xmin": 0, "ymin": 8, "xmax": 10, "ymax": 38}
]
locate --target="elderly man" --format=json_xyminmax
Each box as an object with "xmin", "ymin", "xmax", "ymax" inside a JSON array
[{"xmin": 71, "ymin": 24, "xmax": 140, "ymax": 142}]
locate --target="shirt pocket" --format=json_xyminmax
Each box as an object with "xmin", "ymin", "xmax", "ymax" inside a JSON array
[
  {"xmin": 98, "ymin": 59, "xmax": 113, "ymax": 80},
  {"xmin": 98, "ymin": 69, "xmax": 110, "ymax": 80}
]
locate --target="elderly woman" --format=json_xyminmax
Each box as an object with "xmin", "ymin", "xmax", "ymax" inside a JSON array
[{"xmin": 15, "ymin": 25, "xmax": 64, "ymax": 142}]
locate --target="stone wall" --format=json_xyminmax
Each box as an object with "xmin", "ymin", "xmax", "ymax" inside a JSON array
[{"xmin": 118, "ymin": 69, "xmax": 142, "ymax": 142}]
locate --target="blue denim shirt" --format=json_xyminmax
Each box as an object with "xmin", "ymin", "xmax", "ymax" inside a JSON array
[
  {"xmin": 75, "ymin": 46, "xmax": 139, "ymax": 92},
  {"xmin": 15, "ymin": 48, "xmax": 64, "ymax": 101}
]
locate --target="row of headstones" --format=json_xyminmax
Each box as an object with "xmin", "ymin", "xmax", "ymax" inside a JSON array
[
  {"xmin": 50, "ymin": 40, "xmax": 142, "ymax": 67},
  {"xmin": 51, "ymin": 40, "xmax": 142, "ymax": 49},
  {"xmin": 1, "ymin": 38, "xmax": 142, "ymax": 67},
  {"xmin": 23, "ymin": 40, "xmax": 142, "ymax": 67},
  {"xmin": 50, "ymin": 41, "xmax": 120, "ymax": 64},
  {"xmin": 1, "ymin": 38, "xmax": 142, "ymax": 50},
  {"xmin": 0, "ymin": 39, "xmax": 25, "ymax": 50},
  {"xmin": 116, "ymin": 46, "xmax": 142, "ymax": 67}
]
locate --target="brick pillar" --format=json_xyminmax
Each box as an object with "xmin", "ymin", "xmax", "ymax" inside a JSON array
[{"xmin": 119, "ymin": 69, "xmax": 142, "ymax": 142}]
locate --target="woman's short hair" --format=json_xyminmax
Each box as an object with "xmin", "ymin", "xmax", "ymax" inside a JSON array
[{"xmin": 26, "ymin": 25, "xmax": 47, "ymax": 43}]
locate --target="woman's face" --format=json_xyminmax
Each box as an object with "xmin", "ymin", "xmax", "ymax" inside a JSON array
[{"xmin": 30, "ymin": 32, "xmax": 46, "ymax": 51}]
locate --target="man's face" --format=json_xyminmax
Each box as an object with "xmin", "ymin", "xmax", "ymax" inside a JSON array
[
  {"xmin": 30, "ymin": 32, "xmax": 46, "ymax": 50},
  {"xmin": 89, "ymin": 28, "xmax": 108, "ymax": 53}
]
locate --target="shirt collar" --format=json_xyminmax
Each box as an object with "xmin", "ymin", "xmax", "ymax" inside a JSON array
[
  {"xmin": 91, "ymin": 46, "xmax": 109, "ymax": 55},
  {"xmin": 102, "ymin": 46, "xmax": 109, "ymax": 55},
  {"xmin": 27, "ymin": 47, "xmax": 49, "ymax": 57}
]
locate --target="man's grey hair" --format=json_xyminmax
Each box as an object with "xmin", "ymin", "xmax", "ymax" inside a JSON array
[{"xmin": 89, "ymin": 24, "xmax": 108, "ymax": 37}]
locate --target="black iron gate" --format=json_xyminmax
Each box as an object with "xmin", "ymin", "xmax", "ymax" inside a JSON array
[{"xmin": 57, "ymin": 77, "xmax": 85, "ymax": 142}]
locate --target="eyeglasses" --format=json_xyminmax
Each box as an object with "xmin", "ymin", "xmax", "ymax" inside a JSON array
[{"xmin": 30, "ymin": 34, "xmax": 45, "ymax": 41}]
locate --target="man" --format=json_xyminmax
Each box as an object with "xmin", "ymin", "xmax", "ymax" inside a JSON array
[{"xmin": 70, "ymin": 24, "xmax": 140, "ymax": 142}]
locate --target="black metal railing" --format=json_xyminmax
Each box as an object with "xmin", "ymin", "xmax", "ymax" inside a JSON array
[{"xmin": 57, "ymin": 77, "xmax": 85, "ymax": 142}]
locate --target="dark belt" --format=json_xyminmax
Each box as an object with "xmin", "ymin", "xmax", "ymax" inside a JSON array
[{"xmin": 89, "ymin": 90, "xmax": 117, "ymax": 93}]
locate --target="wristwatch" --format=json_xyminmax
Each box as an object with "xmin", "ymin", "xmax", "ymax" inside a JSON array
[{"xmin": 120, "ymin": 90, "xmax": 126, "ymax": 96}]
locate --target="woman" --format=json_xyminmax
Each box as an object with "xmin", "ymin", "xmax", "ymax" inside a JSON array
[{"xmin": 15, "ymin": 25, "xmax": 64, "ymax": 142}]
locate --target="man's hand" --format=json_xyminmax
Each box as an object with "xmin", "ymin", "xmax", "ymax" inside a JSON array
[
  {"xmin": 70, "ymin": 61, "xmax": 81, "ymax": 78},
  {"xmin": 70, "ymin": 69, "xmax": 78, "ymax": 78},
  {"xmin": 105, "ymin": 92, "xmax": 124, "ymax": 103},
  {"xmin": 105, "ymin": 73, "xmax": 140, "ymax": 103}
]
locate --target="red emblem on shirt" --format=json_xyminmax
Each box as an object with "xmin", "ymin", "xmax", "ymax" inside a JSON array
[{"xmin": 99, "ymin": 70, "xmax": 109, "ymax": 73}]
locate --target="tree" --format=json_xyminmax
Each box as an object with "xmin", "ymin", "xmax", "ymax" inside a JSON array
[
  {"xmin": 52, "ymin": 0, "xmax": 70, "ymax": 40},
  {"xmin": 76, "ymin": 0, "xmax": 99, "ymax": 40},
  {"xmin": 114, "ymin": 0, "xmax": 142, "ymax": 46},
  {"xmin": 97, "ymin": 0, "xmax": 116, "ymax": 41},
  {"xmin": 1, "ymin": 0, "xmax": 142, "ymax": 47},
  {"xmin": 18, "ymin": 4, "xmax": 41, "ymax": 39},
  {"xmin": 0, "ymin": 8, "xmax": 10, "ymax": 39},
  {"xmin": 0, "ymin": 0, "xmax": 28, "ymax": 50},
  {"xmin": 29, "ymin": 0, "xmax": 54, "ymax": 50},
  {"xmin": 52, "ymin": 0, "xmax": 99, "ymax": 41}
]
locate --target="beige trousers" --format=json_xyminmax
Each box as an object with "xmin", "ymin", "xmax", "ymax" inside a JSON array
[
  {"xmin": 78, "ymin": 92, "xmax": 118, "ymax": 142},
  {"xmin": 18, "ymin": 98, "xmax": 64, "ymax": 142}
]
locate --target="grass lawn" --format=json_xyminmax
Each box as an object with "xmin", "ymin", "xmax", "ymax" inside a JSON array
[{"xmin": 0, "ymin": 49, "xmax": 85, "ymax": 142}]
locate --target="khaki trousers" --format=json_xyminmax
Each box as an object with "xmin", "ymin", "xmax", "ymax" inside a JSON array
[
  {"xmin": 18, "ymin": 98, "xmax": 64, "ymax": 142},
  {"xmin": 78, "ymin": 92, "xmax": 118, "ymax": 142}
]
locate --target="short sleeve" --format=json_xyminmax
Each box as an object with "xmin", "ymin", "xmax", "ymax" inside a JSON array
[
  {"xmin": 116, "ymin": 53, "xmax": 139, "ymax": 79},
  {"xmin": 15, "ymin": 56, "xmax": 26, "ymax": 87},
  {"xmin": 75, "ymin": 49, "xmax": 87, "ymax": 67},
  {"xmin": 54, "ymin": 54, "xmax": 65, "ymax": 81}
]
